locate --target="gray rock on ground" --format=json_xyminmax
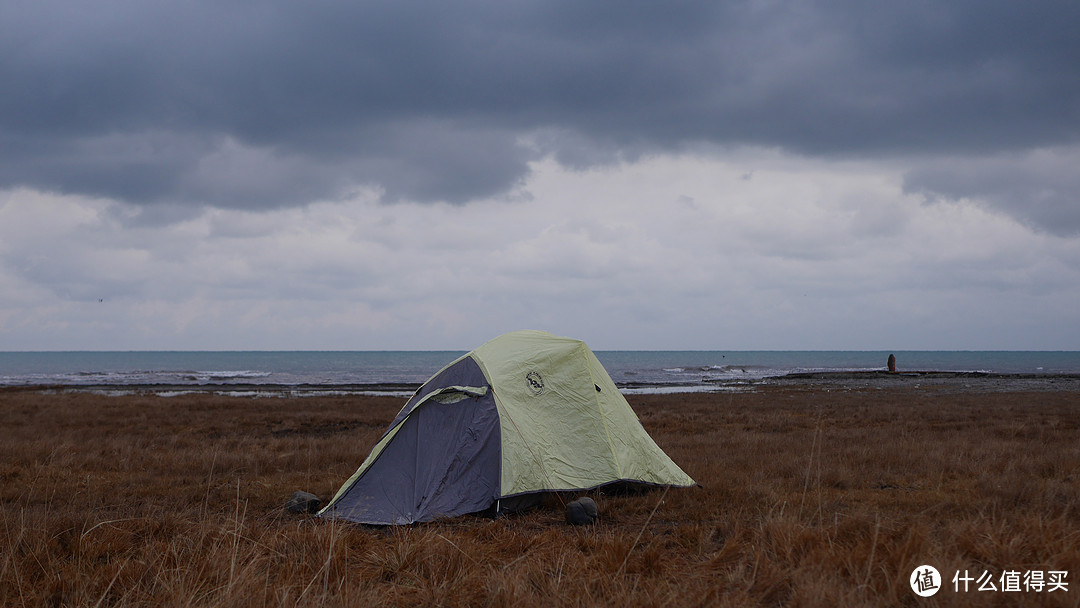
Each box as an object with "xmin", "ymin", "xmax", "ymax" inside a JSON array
[
  {"xmin": 565, "ymin": 497, "xmax": 598, "ymax": 525},
  {"xmin": 286, "ymin": 491, "xmax": 322, "ymax": 514}
]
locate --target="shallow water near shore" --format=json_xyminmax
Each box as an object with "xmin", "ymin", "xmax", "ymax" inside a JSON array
[{"xmin": 3, "ymin": 350, "xmax": 1079, "ymax": 394}]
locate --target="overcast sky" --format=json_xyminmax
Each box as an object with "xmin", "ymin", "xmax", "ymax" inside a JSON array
[{"xmin": 2, "ymin": 0, "xmax": 1079, "ymax": 350}]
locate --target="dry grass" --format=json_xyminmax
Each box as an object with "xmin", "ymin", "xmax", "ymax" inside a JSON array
[{"xmin": 2, "ymin": 385, "xmax": 1079, "ymax": 606}]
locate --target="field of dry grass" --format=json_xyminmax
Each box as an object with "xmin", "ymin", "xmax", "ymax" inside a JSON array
[{"xmin": 2, "ymin": 384, "xmax": 1079, "ymax": 606}]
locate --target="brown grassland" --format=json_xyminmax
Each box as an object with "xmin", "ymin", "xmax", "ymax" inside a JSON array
[{"xmin": 2, "ymin": 384, "xmax": 1079, "ymax": 607}]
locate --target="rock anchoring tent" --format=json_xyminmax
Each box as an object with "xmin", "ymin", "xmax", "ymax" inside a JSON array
[{"xmin": 318, "ymin": 330, "xmax": 695, "ymax": 525}]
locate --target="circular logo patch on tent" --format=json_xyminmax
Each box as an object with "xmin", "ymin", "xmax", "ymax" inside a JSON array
[{"xmin": 525, "ymin": 370, "xmax": 545, "ymax": 396}]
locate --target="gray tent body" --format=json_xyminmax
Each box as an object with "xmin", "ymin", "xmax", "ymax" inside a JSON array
[
  {"xmin": 322, "ymin": 356, "xmax": 502, "ymax": 524},
  {"xmin": 318, "ymin": 331, "xmax": 695, "ymax": 525}
]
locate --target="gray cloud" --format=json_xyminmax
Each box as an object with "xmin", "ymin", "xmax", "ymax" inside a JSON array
[
  {"xmin": 2, "ymin": 1, "xmax": 1078, "ymax": 213},
  {"xmin": 904, "ymin": 148, "xmax": 1080, "ymax": 236},
  {"xmin": 3, "ymin": 151, "xmax": 1078, "ymax": 350}
]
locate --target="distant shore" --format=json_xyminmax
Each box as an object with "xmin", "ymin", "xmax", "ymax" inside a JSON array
[
  {"xmin": 758, "ymin": 370, "xmax": 1080, "ymax": 392},
  {"xmin": 6, "ymin": 370, "xmax": 1080, "ymax": 397},
  {"xmin": 5, "ymin": 382, "xmax": 425, "ymax": 397}
]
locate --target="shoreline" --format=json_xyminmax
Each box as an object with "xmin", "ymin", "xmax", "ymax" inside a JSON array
[
  {"xmin": 5, "ymin": 370, "xmax": 1080, "ymax": 397},
  {"xmin": 758, "ymin": 370, "xmax": 1080, "ymax": 392}
]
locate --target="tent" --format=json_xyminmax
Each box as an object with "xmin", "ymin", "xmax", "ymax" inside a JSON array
[{"xmin": 318, "ymin": 330, "xmax": 695, "ymax": 525}]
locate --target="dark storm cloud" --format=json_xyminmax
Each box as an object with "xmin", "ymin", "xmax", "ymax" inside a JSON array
[{"xmin": 2, "ymin": 0, "xmax": 1078, "ymax": 212}]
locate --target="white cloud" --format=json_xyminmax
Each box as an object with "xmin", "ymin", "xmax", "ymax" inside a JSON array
[{"xmin": 1, "ymin": 150, "xmax": 1078, "ymax": 350}]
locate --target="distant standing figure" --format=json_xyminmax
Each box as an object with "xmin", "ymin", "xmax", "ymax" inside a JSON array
[{"xmin": 887, "ymin": 354, "xmax": 896, "ymax": 373}]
